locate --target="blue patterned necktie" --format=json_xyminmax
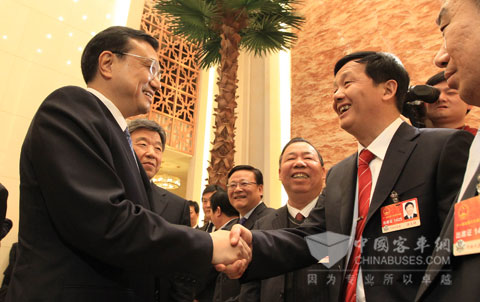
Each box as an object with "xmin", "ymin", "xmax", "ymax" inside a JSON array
[
  {"xmin": 238, "ymin": 217, "xmax": 247, "ymax": 225},
  {"xmin": 124, "ymin": 129, "xmax": 139, "ymax": 168}
]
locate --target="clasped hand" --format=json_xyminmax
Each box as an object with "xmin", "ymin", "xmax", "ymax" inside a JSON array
[{"xmin": 210, "ymin": 224, "xmax": 252, "ymax": 279}]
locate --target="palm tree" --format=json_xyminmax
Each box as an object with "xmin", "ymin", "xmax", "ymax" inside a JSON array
[{"xmin": 156, "ymin": 0, "xmax": 304, "ymax": 187}]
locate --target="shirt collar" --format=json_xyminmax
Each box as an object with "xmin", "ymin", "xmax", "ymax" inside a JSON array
[
  {"xmin": 357, "ymin": 117, "xmax": 403, "ymax": 160},
  {"xmin": 218, "ymin": 218, "xmax": 239, "ymax": 230},
  {"xmin": 86, "ymin": 87, "xmax": 127, "ymax": 131},
  {"xmin": 241, "ymin": 201, "xmax": 263, "ymax": 219},
  {"xmin": 287, "ymin": 196, "xmax": 319, "ymax": 218}
]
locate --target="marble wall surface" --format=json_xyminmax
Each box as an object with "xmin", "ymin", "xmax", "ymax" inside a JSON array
[{"xmin": 291, "ymin": 0, "xmax": 480, "ymax": 171}]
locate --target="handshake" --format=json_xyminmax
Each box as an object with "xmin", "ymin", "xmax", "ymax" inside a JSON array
[{"xmin": 210, "ymin": 224, "xmax": 253, "ymax": 279}]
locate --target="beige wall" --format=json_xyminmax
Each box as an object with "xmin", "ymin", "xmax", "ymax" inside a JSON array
[
  {"xmin": 290, "ymin": 0, "xmax": 480, "ymax": 172},
  {"xmin": 0, "ymin": 0, "xmax": 145, "ymax": 277}
]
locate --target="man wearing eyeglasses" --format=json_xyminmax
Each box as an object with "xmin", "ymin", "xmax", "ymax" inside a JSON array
[
  {"xmin": 227, "ymin": 165, "xmax": 275, "ymax": 229},
  {"xmin": 209, "ymin": 165, "xmax": 274, "ymax": 301},
  {"xmin": 6, "ymin": 26, "xmax": 251, "ymax": 302}
]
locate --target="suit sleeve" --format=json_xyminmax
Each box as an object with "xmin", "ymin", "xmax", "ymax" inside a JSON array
[
  {"xmin": 181, "ymin": 200, "xmax": 192, "ymax": 227},
  {"xmin": 242, "ymin": 196, "xmax": 326, "ymax": 282},
  {"xmin": 435, "ymin": 130, "xmax": 473, "ymax": 224},
  {"xmin": 24, "ymin": 87, "xmax": 213, "ymax": 276}
]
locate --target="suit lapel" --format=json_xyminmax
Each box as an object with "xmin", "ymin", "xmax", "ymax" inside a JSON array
[
  {"xmin": 151, "ymin": 185, "xmax": 168, "ymax": 215},
  {"xmin": 416, "ymin": 164, "xmax": 480, "ymax": 300},
  {"xmin": 244, "ymin": 203, "xmax": 267, "ymax": 229},
  {"xmin": 337, "ymin": 155, "xmax": 357, "ymax": 235},
  {"xmin": 366, "ymin": 123, "xmax": 418, "ymax": 224},
  {"xmin": 461, "ymin": 164, "xmax": 480, "ymax": 200},
  {"xmin": 415, "ymin": 201, "xmax": 455, "ymax": 301},
  {"xmin": 272, "ymin": 207, "xmax": 288, "ymax": 229}
]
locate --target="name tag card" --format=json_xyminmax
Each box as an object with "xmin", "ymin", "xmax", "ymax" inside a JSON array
[
  {"xmin": 381, "ymin": 198, "xmax": 421, "ymax": 233},
  {"xmin": 454, "ymin": 196, "xmax": 480, "ymax": 256}
]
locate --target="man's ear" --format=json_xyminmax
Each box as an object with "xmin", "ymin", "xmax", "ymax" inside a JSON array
[
  {"xmin": 97, "ymin": 51, "xmax": 115, "ymax": 80},
  {"xmin": 382, "ymin": 79, "xmax": 398, "ymax": 102},
  {"xmin": 214, "ymin": 207, "xmax": 222, "ymax": 217}
]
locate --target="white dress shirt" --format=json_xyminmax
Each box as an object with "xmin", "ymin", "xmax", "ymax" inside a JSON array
[
  {"xmin": 457, "ymin": 132, "xmax": 480, "ymax": 201},
  {"xmin": 349, "ymin": 117, "xmax": 403, "ymax": 302}
]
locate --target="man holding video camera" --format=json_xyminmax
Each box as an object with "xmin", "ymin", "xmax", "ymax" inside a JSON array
[{"xmin": 424, "ymin": 71, "xmax": 477, "ymax": 135}]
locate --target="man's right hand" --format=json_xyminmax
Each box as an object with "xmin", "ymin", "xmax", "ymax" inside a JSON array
[{"xmin": 214, "ymin": 224, "xmax": 253, "ymax": 279}]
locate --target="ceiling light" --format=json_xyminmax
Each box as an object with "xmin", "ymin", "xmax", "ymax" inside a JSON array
[
  {"xmin": 82, "ymin": 15, "xmax": 87, "ymax": 21},
  {"xmin": 2, "ymin": 35, "xmax": 7, "ymax": 40},
  {"xmin": 58, "ymin": 16, "xmax": 64, "ymax": 21},
  {"xmin": 37, "ymin": 49, "xmax": 42, "ymax": 53},
  {"xmin": 46, "ymin": 34, "xmax": 52, "ymax": 39},
  {"xmin": 153, "ymin": 174, "xmax": 181, "ymax": 190}
]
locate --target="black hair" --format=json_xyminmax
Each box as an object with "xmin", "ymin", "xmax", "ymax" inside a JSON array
[
  {"xmin": 210, "ymin": 190, "xmax": 239, "ymax": 217},
  {"xmin": 202, "ymin": 184, "xmax": 225, "ymax": 196},
  {"xmin": 227, "ymin": 165, "xmax": 263, "ymax": 185},
  {"xmin": 81, "ymin": 26, "xmax": 158, "ymax": 83},
  {"xmin": 334, "ymin": 51, "xmax": 410, "ymax": 112},
  {"xmin": 279, "ymin": 137, "xmax": 324, "ymax": 167},
  {"xmin": 188, "ymin": 200, "xmax": 199, "ymax": 214},
  {"xmin": 128, "ymin": 118, "xmax": 166, "ymax": 151}
]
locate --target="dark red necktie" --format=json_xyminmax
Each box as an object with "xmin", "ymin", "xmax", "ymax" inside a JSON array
[
  {"xmin": 344, "ymin": 149, "xmax": 375, "ymax": 302},
  {"xmin": 295, "ymin": 213, "xmax": 305, "ymax": 222}
]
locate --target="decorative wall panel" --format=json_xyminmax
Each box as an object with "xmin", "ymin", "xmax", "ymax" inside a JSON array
[{"xmin": 140, "ymin": 0, "xmax": 200, "ymax": 155}]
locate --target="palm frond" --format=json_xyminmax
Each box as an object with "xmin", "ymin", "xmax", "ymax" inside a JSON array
[
  {"xmin": 241, "ymin": 16, "xmax": 299, "ymax": 55},
  {"xmin": 223, "ymin": 0, "xmax": 269, "ymax": 11},
  {"xmin": 155, "ymin": 0, "xmax": 220, "ymax": 43},
  {"xmin": 249, "ymin": 2, "xmax": 305, "ymax": 30},
  {"xmin": 197, "ymin": 37, "xmax": 222, "ymax": 69}
]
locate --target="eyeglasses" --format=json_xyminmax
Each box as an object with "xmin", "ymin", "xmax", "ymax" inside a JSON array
[
  {"xmin": 227, "ymin": 181, "xmax": 257, "ymax": 190},
  {"xmin": 113, "ymin": 52, "xmax": 161, "ymax": 81}
]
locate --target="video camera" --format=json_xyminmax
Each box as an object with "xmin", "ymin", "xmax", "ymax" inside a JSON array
[{"xmin": 402, "ymin": 85, "xmax": 440, "ymax": 128}]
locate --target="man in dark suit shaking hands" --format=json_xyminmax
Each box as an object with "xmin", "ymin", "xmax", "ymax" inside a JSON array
[
  {"xmin": 226, "ymin": 51, "xmax": 473, "ymax": 302},
  {"xmin": 6, "ymin": 26, "xmax": 250, "ymax": 302}
]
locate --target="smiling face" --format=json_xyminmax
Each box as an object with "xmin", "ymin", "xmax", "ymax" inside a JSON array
[
  {"xmin": 202, "ymin": 192, "xmax": 213, "ymax": 222},
  {"xmin": 279, "ymin": 142, "xmax": 324, "ymax": 200},
  {"xmin": 425, "ymin": 81, "xmax": 469, "ymax": 128},
  {"xmin": 434, "ymin": 0, "xmax": 480, "ymax": 106},
  {"xmin": 333, "ymin": 61, "xmax": 387, "ymax": 142},
  {"xmin": 131, "ymin": 128, "xmax": 163, "ymax": 179},
  {"xmin": 227, "ymin": 170, "xmax": 263, "ymax": 216},
  {"xmin": 189, "ymin": 205, "xmax": 199, "ymax": 227},
  {"xmin": 111, "ymin": 39, "xmax": 161, "ymax": 117}
]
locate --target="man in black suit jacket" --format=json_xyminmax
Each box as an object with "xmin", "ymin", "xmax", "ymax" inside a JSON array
[
  {"xmin": 128, "ymin": 118, "xmax": 193, "ymax": 301},
  {"xmin": 240, "ymin": 137, "xmax": 328, "ymax": 302},
  {"xmin": 414, "ymin": 0, "xmax": 480, "ymax": 300},
  {"xmin": 196, "ymin": 188, "xmax": 239, "ymax": 302},
  {"xmin": 6, "ymin": 26, "xmax": 249, "ymax": 302},
  {"xmin": 210, "ymin": 190, "xmax": 240, "ymax": 302},
  {"xmin": 189, "ymin": 200, "xmax": 200, "ymax": 228},
  {"xmin": 213, "ymin": 165, "xmax": 274, "ymax": 301},
  {"xmin": 200, "ymin": 185, "xmax": 223, "ymax": 233},
  {"xmin": 226, "ymin": 51, "xmax": 473, "ymax": 301},
  {"xmin": 226, "ymin": 165, "xmax": 274, "ymax": 230}
]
